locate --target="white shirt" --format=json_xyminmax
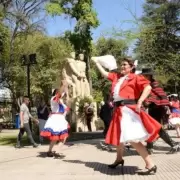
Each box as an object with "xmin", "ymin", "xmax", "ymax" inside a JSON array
[
  {"xmin": 50, "ymin": 97, "xmax": 59, "ymax": 113},
  {"xmin": 50, "ymin": 96, "xmax": 67, "ymax": 115},
  {"xmin": 113, "ymin": 76, "xmax": 127, "ymax": 102}
]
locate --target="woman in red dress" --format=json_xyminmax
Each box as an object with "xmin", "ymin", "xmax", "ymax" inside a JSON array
[{"xmin": 92, "ymin": 57, "xmax": 161, "ymax": 175}]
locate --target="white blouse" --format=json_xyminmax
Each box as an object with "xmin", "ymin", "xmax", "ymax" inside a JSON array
[
  {"xmin": 113, "ymin": 75, "xmax": 127, "ymax": 102},
  {"xmin": 50, "ymin": 97, "xmax": 60, "ymax": 113},
  {"xmin": 50, "ymin": 96, "xmax": 68, "ymax": 115}
]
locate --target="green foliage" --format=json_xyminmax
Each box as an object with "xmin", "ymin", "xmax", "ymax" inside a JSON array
[
  {"xmin": 46, "ymin": 2, "xmax": 63, "ymax": 16},
  {"xmin": 14, "ymin": 33, "xmax": 73, "ymax": 99},
  {"xmin": 0, "ymin": 23, "xmax": 9, "ymax": 63},
  {"xmin": 77, "ymin": 96, "xmax": 93, "ymax": 116},
  {"xmin": 46, "ymin": 0, "xmax": 100, "ymax": 52},
  {"xmin": 91, "ymin": 64, "xmax": 111, "ymax": 100},
  {"xmin": 90, "ymin": 36, "xmax": 128, "ymax": 99},
  {"xmin": 0, "ymin": 8, "xmax": 9, "ymax": 69},
  {"xmin": 0, "ymin": 30, "xmax": 73, "ymax": 105},
  {"xmin": 46, "ymin": 0, "xmax": 99, "ymax": 85},
  {"xmin": 135, "ymin": 0, "xmax": 180, "ymax": 92},
  {"xmin": 92, "ymin": 90, "xmax": 103, "ymax": 103},
  {"xmin": 95, "ymin": 37, "xmax": 128, "ymax": 62}
]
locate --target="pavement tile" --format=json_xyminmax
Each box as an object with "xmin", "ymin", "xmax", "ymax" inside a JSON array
[{"xmin": 0, "ymin": 130, "xmax": 180, "ymax": 180}]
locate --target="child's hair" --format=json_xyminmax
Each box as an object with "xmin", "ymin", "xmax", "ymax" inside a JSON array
[{"xmin": 52, "ymin": 89, "xmax": 58, "ymax": 96}]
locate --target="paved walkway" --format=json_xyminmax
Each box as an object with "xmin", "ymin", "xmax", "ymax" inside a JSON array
[{"xmin": 0, "ymin": 130, "xmax": 180, "ymax": 180}]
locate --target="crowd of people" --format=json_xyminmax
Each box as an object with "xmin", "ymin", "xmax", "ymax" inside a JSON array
[{"xmin": 15, "ymin": 55, "xmax": 180, "ymax": 176}]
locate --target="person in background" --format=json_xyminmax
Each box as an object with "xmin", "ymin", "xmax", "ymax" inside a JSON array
[
  {"xmin": 99, "ymin": 94, "xmax": 113, "ymax": 150},
  {"xmin": 37, "ymin": 98, "xmax": 49, "ymax": 144},
  {"xmin": 141, "ymin": 68, "xmax": 180, "ymax": 154},
  {"xmin": 169, "ymin": 95, "xmax": 180, "ymax": 111},
  {"xmin": 84, "ymin": 103, "xmax": 94, "ymax": 132},
  {"xmin": 168, "ymin": 95, "xmax": 180, "ymax": 138},
  {"xmin": 15, "ymin": 96, "xmax": 39, "ymax": 148}
]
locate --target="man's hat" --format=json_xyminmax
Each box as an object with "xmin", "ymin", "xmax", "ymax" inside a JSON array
[{"xmin": 141, "ymin": 68, "xmax": 154, "ymax": 75}]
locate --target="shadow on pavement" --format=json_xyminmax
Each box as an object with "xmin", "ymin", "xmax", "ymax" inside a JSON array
[
  {"xmin": 37, "ymin": 152, "xmax": 66, "ymax": 159},
  {"xmin": 63, "ymin": 159, "xmax": 140, "ymax": 175}
]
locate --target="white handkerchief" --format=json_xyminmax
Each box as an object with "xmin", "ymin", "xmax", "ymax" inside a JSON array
[{"xmin": 96, "ymin": 55, "xmax": 118, "ymax": 71}]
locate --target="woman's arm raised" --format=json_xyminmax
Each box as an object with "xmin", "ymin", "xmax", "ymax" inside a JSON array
[{"xmin": 91, "ymin": 57, "xmax": 108, "ymax": 78}]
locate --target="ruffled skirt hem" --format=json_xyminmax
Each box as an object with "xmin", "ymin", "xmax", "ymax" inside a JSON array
[
  {"xmin": 40, "ymin": 128, "xmax": 69, "ymax": 141},
  {"xmin": 105, "ymin": 105, "xmax": 161, "ymax": 146}
]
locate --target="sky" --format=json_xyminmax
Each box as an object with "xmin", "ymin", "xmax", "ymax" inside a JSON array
[{"xmin": 45, "ymin": 0, "xmax": 145, "ymax": 55}]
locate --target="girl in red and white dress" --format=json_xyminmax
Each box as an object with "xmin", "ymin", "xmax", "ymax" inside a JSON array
[
  {"xmin": 169, "ymin": 95, "xmax": 180, "ymax": 138},
  {"xmin": 92, "ymin": 56, "xmax": 161, "ymax": 175},
  {"xmin": 41, "ymin": 88, "xmax": 70, "ymax": 157}
]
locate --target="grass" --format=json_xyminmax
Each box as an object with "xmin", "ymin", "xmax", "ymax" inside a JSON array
[
  {"xmin": 0, "ymin": 135, "xmax": 40, "ymax": 146},
  {"xmin": 0, "ymin": 132, "xmax": 104, "ymax": 146}
]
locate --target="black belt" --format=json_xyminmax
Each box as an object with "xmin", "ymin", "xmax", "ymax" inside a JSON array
[{"xmin": 114, "ymin": 99, "xmax": 137, "ymax": 107}]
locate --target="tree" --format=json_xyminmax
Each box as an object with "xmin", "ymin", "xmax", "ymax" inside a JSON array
[
  {"xmin": 0, "ymin": 3, "xmax": 10, "ymax": 83},
  {"xmin": 0, "ymin": 0, "xmax": 12, "ymax": 11},
  {"xmin": 1, "ymin": 0, "xmax": 47, "ymax": 85},
  {"xmin": 46, "ymin": 0, "xmax": 99, "ymax": 91},
  {"xmin": 134, "ymin": 0, "xmax": 180, "ymax": 92},
  {"xmin": 91, "ymin": 36, "xmax": 128, "ymax": 100},
  {"xmin": 5, "ymin": 0, "xmax": 47, "ymax": 62},
  {"xmin": 10, "ymin": 32, "xmax": 73, "ymax": 103},
  {"xmin": 0, "ymin": 0, "xmax": 48, "ymax": 115},
  {"xmin": 135, "ymin": 0, "xmax": 180, "ymax": 88},
  {"xmin": 95, "ymin": 37, "xmax": 128, "ymax": 62}
]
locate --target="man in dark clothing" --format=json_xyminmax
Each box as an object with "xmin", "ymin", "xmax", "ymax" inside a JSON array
[
  {"xmin": 99, "ymin": 100, "xmax": 113, "ymax": 137},
  {"xmin": 142, "ymin": 68, "xmax": 180, "ymax": 154},
  {"xmin": 37, "ymin": 98, "xmax": 49, "ymax": 144},
  {"xmin": 99, "ymin": 95, "xmax": 113, "ymax": 150},
  {"xmin": 84, "ymin": 103, "xmax": 94, "ymax": 132}
]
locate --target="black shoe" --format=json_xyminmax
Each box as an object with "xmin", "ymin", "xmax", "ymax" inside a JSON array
[
  {"xmin": 137, "ymin": 165, "xmax": 157, "ymax": 175},
  {"xmin": 106, "ymin": 146, "xmax": 113, "ymax": 152},
  {"xmin": 100, "ymin": 142, "xmax": 107, "ymax": 147},
  {"xmin": 53, "ymin": 152, "xmax": 66, "ymax": 159},
  {"xmin": 167, "ymin": 144, "xmax": 180, "ymax": 154},
  {"xmin": 33, "ymin": 143, "xmax": 39, "ymax": 148},
  {"xmin": 108, "ymin": 159, "xmax": 124, "ymax": 169},
  {"xmin": 100, "ymin": 142, "xmax": 109, "ymax": 151},
  {"xmin": 125, "ymin": 145, "xmax": 131, "ymax": 151},
  {"xmin": 47, "ymin": 151, "xmax": 54, "ymax": 157}
]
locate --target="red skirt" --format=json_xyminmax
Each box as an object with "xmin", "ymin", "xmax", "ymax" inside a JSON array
[{"xmin": 105, "ymin": 105, "xmax": 161, "ymax": 146}]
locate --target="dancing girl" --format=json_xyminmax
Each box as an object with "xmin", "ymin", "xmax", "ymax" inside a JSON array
[
  {"xmin": 92, "ymin": 56, "xmax": 161, "ymax": 175},
  {"xmin": 41, "ymin": 86, "xmax": 70, "ymax": 157}
]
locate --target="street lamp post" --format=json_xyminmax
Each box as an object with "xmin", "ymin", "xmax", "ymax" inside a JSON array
[{"xmin": 21, "ymin": 54, "xmax": 37, "ymax": 131}]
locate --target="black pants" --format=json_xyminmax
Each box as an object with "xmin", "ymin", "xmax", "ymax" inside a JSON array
[
  {"xmin": 103, "ymin": 121, "xmax": 110, "ymax": 137},
  {"xmin": 86, "ymin": 118, "xmax": 92, "ymax": 132},
  {"xmin": 17, "ymin": 123, "xmax": 36, "ymax": 145},
  {"xmin": 147, "ymin": 104, "xmax": 175, "ymax": 149},
  {"xmin": 148, "ymin": 105, "xmax": 165, "ymax": 124}
]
